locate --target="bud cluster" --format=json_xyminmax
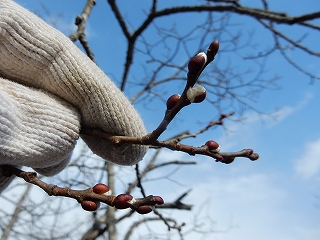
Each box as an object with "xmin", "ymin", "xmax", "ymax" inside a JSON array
[
  {"xmin": 80, "ymin": 183, "xmax": 164, "ymax": 215},
  {"xmin": 187, "ymin": 40, "xmax": 219, "ymax": 78}
]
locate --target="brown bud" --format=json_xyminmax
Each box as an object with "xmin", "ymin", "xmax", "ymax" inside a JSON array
[
  {"xmin": 93, "ymin": 183, "xmax": 111, "ymax": 195},
  {"xmin": 112, "ymin": 194, "xmax": 134, "ymax": 209},
  {"xmin": 148, "ymin": 196, "xmax": 165, "ymax": 206},
  {"xmin": 193, "ymin": 90, "xmax": 206, "ymax": 103},
  {"xmin": 188, "ymin": 52, "xmax": 207, "ymax": 75},
  {"xmin": 81, "ymin": 200, "xmax": 100, "ymax": 212},
  {"xmin": 246, "ymin": 149, "xmax": 254, "ymax": 156},
  {"xmin": 222, "ymin": 157, "xmax": 235, "ymax": 164},
  {"xmin": 215, "ymin": 155, "xmax": 224, "ymax": 162},
  {"xmin": 154, "ymin": 196, "xmax": 164, "ymax": 205},
  {"xmin": 205, "ymin": 140, "xmax": 220, "ymax": 152},
  {"xmin": 136, "ymin": 205, "xmax": 153, "ymax": 214},
  {"xmin": 248, "ymin": 153, "xmax": 259, "ymax": 161},
  {"xmin": 166, "ymin": 94, "xmax": 180, "ymax": 110},
  {"xmin": 207, "ymin": 40, "xmax": 219, "ymax": 60}
]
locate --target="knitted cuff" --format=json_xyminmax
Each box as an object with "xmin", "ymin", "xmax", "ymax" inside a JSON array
[
  {"xmin": 0, "ymin": 0, "xmax": 148, "ymax": 166},
  {"xmin": 0, "ymin": 78, "xmax": 80, "ymax": 171},
  {"xmin": 33, "ymin": 153, "xmax": 72, "ymax": 176}
]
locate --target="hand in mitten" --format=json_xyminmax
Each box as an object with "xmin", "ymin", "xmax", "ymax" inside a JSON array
[
  {"xmin": 0, "ymin": 78, "xmax": 81, "ymax": 191},
  {"xmin": 0, "ymin": 0, "xmax": 148, "ymax": 191}
]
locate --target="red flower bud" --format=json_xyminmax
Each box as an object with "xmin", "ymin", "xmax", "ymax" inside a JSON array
[
  {"xmin": 246, "ymin": 149, "xmax": 254, "ymax": 155},
  {"xmin": 81, "ymin": 200, "xmax": 100, "ymax": 211},
  {"xmin": 222, "ymin": 157, "xmax": 235, "ymax": 164},
  {"xmin": 207, "ymin": 40, "xmax": 219, "ymax": 60},
  {"xmin": 93, "ymin": 183, "xmax": 111, "ymax": 195},
  {"xmin": 215, "ymin": 155, "xmax": 224, "ymax": 162},
  {"xmin": 154, "ymin": 196, "xmax": 164, "ymax": 205},
  {"xmin": 166, "ymin": 94, "xmax": 180, "ymax": 110},
  {"xmin": 205, "ymin": 140, "xmax": 220, "ymax": 152},
  {"xmin": 147, "ymin": 195, "xmax": 165, "ymax": 206},
  {"xmin": 188, "ymin": 52, "xmax": 207, "ymax": 75},
  {"xmin": 136, "ymin": 205, "xmax": 153, "ymax": 214},
  {"xmin": 112, "ymin": 194, "xmax": 134, "ymax": 209},
  {"xmin": 248, "ymin": 153, "xmax": 259, "ymax": 161}
]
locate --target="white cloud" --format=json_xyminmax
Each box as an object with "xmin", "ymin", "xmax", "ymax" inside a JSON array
[
  {"xmin": 294, "ymin": 138, "xmax": 320, "ymax": 179},
  {"xmin": 211, "ymin": 91, "xmax": 314, "ymax": 155},
  {"xmin": 268, "ymin": 92, "xmax": 313, "ymax": 125},
  {"xmin": 176, "ymin": 168, "xmax": 320, "ymax": 240}
]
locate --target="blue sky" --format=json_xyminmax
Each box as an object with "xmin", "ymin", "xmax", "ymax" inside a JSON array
[{"xmin": 7, "ymin": 0, "xmax": 320, "ymax": 239}]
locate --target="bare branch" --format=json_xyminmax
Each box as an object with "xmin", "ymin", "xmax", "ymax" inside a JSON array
[
  {"xmin": 0, "ymin": 166, "xmax": 164, "ymax": 213},
  {"xmin": 69, "ymin": 0, "xmax": 97, "ymax": 62},
  {"xmin": 124, "ymin": 217, "xmax": 184, "ymax": 240},
  {"xmin": 157, "ymin": 190, "xmax": 193, "ymax": 210},
  {"xmin": 107, "ymin": 1, "xmax": 320, "ymax": 91},
  {"xmin": 259, "ymin": 20, "xmax": 320, "ymax": 57},
  {"xmin": 0, "ymin": 185, "xmax": 32, "ymax": 240}
]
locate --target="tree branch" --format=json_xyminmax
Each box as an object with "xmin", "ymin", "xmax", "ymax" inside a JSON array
[
  {"xmin": 107, "ymin": 1, "xmax": 320, "ymax": 90},
  {"xmin": 0, "ymin": 165, "xmax": 163, "ymax": 212},
  {"xmin": 69, "ymin": 0, "xmax": 97, "ymax": 63}
]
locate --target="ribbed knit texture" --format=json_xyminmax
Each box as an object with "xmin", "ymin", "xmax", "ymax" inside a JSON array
[
  {"xmin": 0, "ymin": 78, "xmax": 80, "ymax": 171},
  {"xmin": 0, "ymin": 0, "xmax": 148, "ymax": 191}
]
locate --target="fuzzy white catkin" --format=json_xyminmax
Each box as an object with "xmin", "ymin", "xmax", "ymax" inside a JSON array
[{"xmin": 0, "ymin": 0, "xmax": 148, "ymax": 192}]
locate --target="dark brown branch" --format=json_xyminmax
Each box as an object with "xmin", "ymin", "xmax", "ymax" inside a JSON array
[
  {"xmin": 261, "ymin": 0, "xmax": 268, "ymax": 9},
  {"xmin": 107, "ymin": 1, "xmax": 320, "ymax": 90},
  {"xmin": 126, "ymin": 149, "xmax": 161, "ymax": 194},
  {"xmin": 135, "ymin": 164, "xmax": 147, "ymax": 198},
  {"xmin": 107, "ymin": 0, "xmax": 134, "ymax": 90},
  {"xmin": 124, "ymin": 217, "xmax": 183, "ymax": 240},
  {"xmin": 0, "ymin": 165, "xmax": 163, "ymax": 211},
  {"xmin": 157, "ymin": 190, "xmax": 193, "ymax": 210},
  {"xmin": 208, "ymin": 0, "xmax": 240, "ymax": 6},
  {"xmin": 153, "ymin": 6, "xmax": 320, "ymax": 24},
  {"xmin": 69, "ymin": 0, "xmax": 97, "ymax": 63},
  {"xmin": 174, "ymin": 112, "xmax": 235, "ymax": 142},
  {"xmin": 81, "ymin": 127, "xmax": 258, "ymax": 164},
  {"xmin": 107, "ymin": 0, "xmax": 131, "ymax": 39},
  {"xmin": 151, "ymin": 0, "xmax": 157, "ymax": 13},
  {"xmin": 257, "ymin": 19, "xmax": 320, "ymax": 81},
  {"xmin": 259, "ymin": 19, "xmax": 320, "ymax": 57}
]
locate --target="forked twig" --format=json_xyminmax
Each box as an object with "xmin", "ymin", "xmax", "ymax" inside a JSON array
[
  {"xmin": 0, "ymin": 165, "xmax": 163, "ymax": 214},
  {"xmin": 81, "ymin": 41, "xmax": 259, "ymax": 164}
]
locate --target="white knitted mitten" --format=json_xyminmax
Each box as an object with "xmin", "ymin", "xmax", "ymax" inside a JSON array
[
  {"xmin": 0, "ymin": 0, "xmax": 148, "ymax": 190},
  {"xmin": 0, "ymin": 78, "xmax": 80, "ymax": 171}
]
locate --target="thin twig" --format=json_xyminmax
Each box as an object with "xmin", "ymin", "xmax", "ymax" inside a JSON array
[
  {"xmin": 69, "ymin": 0, "xmax": 97, "ymax": 62},
  {"xmin": 0, "ymin": 165, "xmax": 163, "ymax": 211}
]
